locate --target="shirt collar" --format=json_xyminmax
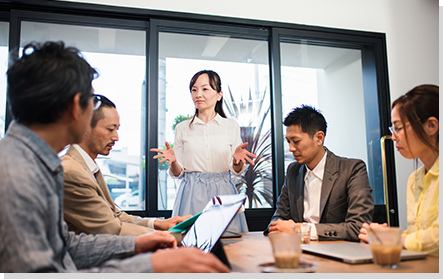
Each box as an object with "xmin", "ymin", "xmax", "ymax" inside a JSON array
[
  {"xmin": 6, "ymin": 121, "xmax": 61, "ymax": 173},
  {"xmin": 304, "ymin": 150, "xmax": 327, "ymax": 181},
  {"xmin": 72, "ymin": 144, "xmax": 100, "ymax": 174},
  {"xmin": 427, "ymin": 156, "xmax": 439, "ymax": 177},
  {"xmin": 192, "ymin": 113, "xmax": 222, "ymax": 126}
]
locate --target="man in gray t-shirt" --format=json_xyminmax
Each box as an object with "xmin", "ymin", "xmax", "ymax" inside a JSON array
[{"xmin": 0, "ymin": 41, "xmax": 229, "ymax": 273}]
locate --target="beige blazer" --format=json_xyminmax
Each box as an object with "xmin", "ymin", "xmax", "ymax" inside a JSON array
[{"xmin": 62, "ymin": 145, "xmax": 155, "ymax": 236}]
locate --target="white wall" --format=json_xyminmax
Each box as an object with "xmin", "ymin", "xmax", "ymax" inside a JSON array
[
  {"xmin": 60, "ymin": 0, "xmax": 439, "ymax": 229},
  {"xmin": 317, "ymin": 52, "xmax": 367, "ymax": 164}
]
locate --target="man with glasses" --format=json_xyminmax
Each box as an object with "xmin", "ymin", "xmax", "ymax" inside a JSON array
[
  {"xmin": 62, "ymin": 94, "xmax": 190, "ymax": 236},
  {"xmin": 0, "ymin": 41, "xmax": 229, "ymax": 273},
  {"xmin": 266, "ymin": 105, "xmax": 374, "ymax": 242}
]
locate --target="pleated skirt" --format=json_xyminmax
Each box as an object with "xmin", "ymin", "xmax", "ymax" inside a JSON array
[{"xmin": 172, "ymin": 171, "xmax": 249, "ymax": 233}]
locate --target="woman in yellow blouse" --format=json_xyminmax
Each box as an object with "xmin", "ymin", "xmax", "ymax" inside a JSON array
[{"xmin": 359, "ymin": 84, "xmax": 439, "ymax": 257}]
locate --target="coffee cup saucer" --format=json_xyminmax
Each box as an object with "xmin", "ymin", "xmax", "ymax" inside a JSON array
[{"xmin": 258, "ymin": 261, "xmax": 318, "ymax": 273}]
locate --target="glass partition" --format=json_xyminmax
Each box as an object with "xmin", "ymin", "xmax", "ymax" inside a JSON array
[
  {"xmin": 280, "ymin": 41, "xmax": 383, "ymax": 204},
  {"xmin": 157, "ymin": 31, "xmax": 272, "ymax": 210},
  {"xmin": 21, "ymin": 21, "xmax": 147, "ymax": 210}
]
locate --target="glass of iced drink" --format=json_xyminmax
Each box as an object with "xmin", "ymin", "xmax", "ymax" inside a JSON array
[
  {"xmin": 268, "ymin": 233, "xmax": 301, "ymax": 268},
  {"xmin": 367, "ymin": 227, "xmax": 403, "ymax": 269},
  {"xmin": 292, "ymin": 223, "xmax": 311, "ymax": 244}
]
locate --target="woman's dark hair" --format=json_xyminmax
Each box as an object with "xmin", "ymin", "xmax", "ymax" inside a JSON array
[
  {"xmin": 392, "ymin": 84, "xmax": 439, "ymax": 155},
  {"xmin": 7, "ymin": 41, "xmax": 98, "ymax": 124},
  {"xmin": 188, "ymin": 70, "xmax": 226, "ymax": 126}
]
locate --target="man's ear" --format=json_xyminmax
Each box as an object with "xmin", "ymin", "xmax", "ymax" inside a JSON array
[
  {"xmin": 315, "ymin": 131, "xmax": 325, "ymax": 146},
  {"xmin": 69, "ymin": 93, "xmax": 83, "ymax": 121}
]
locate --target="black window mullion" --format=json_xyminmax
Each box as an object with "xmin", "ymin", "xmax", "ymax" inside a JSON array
[
  {"xmin": 146, "ymin": 19, "xmax": 166, "ymax": 218},
  {"xmin": 268, "ymin": 28, "xmax": 285, "ymax": 204},
  {"xmin": 5, "ymin": 10, "xmax": 20, "ymax": 133}
]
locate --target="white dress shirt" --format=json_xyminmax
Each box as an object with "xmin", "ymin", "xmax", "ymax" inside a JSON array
[
  {"xmin": 169, "ymin": 113, "xmax": 246, "ymax": 178},
  {"xmin": 72, "ymin": 144, "xmax": 156, "ymax": 228},
  {"xmin": 303, "ymin": 151, "xmax": 327, "ymax": 240}
]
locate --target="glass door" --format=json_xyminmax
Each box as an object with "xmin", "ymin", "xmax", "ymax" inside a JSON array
[
  {"xmin": 155, "ymin": 23, "xmax": 272, "ymax": 211},
  {"xmin": 275, "ymin": 32, "xmax": 397, "ymax": 226},
  {"xmin": 17, "ymin": 13, "xmax": 148, "ymax": 211}
]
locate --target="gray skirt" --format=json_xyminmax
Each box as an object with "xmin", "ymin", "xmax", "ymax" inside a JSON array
[{"xmin": 172, "ymin": 171, "xmax": 249, "ymax": 233}]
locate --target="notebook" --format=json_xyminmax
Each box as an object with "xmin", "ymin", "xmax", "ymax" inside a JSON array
[{"xmin": 302, "ymin": 242, "xmax": 427, "ymax": 264}]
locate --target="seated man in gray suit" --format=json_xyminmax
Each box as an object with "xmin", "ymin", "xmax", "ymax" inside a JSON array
[
  {"xmin": 62, "ymin": 95, "xmax": 190, "ymax": 236},
  {"xmin": 267, "ymin": 105, "xmax": 374, "ymax": 242}
]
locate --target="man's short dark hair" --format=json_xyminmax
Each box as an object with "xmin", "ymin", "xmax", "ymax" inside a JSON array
[
  {"xmin": 90, "ymin": 95, "xmax": 116, "ymax": 128},
  {"xmin": 283, "ymin": 105, "xmax": 327, "ymax": 137},
  {"xmin": 7, "ymin": 41, "xmax": 98, "ymax": 124}
]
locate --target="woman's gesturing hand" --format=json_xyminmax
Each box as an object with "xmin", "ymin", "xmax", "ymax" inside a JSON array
[
  {"xmin": 150, "ymin": 142, "xmax": 176, "ymax": 166},
  {"xmin": 232, "ymin": 142, "xmax": 257, "ymax": 166}
]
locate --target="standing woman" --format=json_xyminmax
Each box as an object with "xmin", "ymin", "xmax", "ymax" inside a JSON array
[
  {"xmin": 359, "ymin": 84, "xmax": 439, "ymax": 256},
  {"xmin": 151, "ymin": 70, "xmax": 256, "ymax": 233}
]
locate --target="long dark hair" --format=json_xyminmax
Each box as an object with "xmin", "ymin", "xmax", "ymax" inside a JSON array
[
  {"xmin": 392, "ymin": 84, "xmax": 439, "ymax": 156},
  {"xmin": 189, "ymin": 70, "xmax": 226, "ymax": 126}
]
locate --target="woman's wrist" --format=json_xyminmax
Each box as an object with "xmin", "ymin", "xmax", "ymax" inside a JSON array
[
  {"xmin": 172, "ymin": 162, "xmax": 183, "ymax": 176},
  {"xmin": 233, "ymin": 159, "xmax": 242, "ymax": 166}
]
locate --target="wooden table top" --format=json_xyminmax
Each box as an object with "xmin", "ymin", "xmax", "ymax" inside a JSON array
[{"xmin": 220, "ymin": 232, "xmax": 439, "ymax": 273}]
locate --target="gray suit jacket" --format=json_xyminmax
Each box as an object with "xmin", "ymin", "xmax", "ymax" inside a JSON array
[
  {"xmin": 270, "ymin": 148, "xmax": 374, "ymax": 241},
  {"xmin": 62, "ymin": 145, "xmax": 155, "ymax": 236}
]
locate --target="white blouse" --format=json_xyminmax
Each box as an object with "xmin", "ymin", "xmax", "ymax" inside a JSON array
[{"xmin": 168, "ymin": 114, "xmax": 246, "ymax": 178}]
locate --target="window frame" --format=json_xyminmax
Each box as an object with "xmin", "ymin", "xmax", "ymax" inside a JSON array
[
  {"xmin": 0, "ymin": 2, "xmax": 397, "ymax": 229},
  {"xmin": 6, "ymin": 9, "xmax": 151, "ymax": 214},
  {"xmin": 147, "ymin": 19, "xmax": 273, "ymax": 225},
  {"xmin": 272, "ymin": 27, "xmax": 397, "ymax": 226}
]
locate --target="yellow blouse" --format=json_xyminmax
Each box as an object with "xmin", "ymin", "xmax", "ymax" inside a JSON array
[{"xmin": 402, "ymin": 157, "xmax": 439, "ymax": 257}]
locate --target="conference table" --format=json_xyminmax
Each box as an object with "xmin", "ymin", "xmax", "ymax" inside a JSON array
[{"xmin": 220, "ymin": 232, "xmax": 439, "ymax": 273}]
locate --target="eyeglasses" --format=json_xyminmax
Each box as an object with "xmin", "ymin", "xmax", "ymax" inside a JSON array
[
  {"xmin": 92, "ymin": 94, "xmax": 102, "ymax": 110},
  {"xmin": 388, "ymin": 122, "xmax": 410, "ymax": 135}
]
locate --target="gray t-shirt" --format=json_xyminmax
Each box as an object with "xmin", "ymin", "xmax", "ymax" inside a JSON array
[{"xmin": 0, "ymin": 121, "xmax": 153, "ymax": 272}]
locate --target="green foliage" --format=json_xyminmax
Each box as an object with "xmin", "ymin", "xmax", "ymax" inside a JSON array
[
  {"xmin": 224, "ymin": 85, "xmax": 273, "ymax": 208},
  {"xmin": 172, "ymin": 114, "xmax": 192, "ymax": 131},
  {"xmin": 158, "ymin": 114, "xmax": 190, "ymax": 170},
  {"xmin": 157, "ymin": 113, "xmax": 190, "ymax": 171},
  {"xmin": 157, "ymin": 143, "xmax": 174, "ymax": 171}
]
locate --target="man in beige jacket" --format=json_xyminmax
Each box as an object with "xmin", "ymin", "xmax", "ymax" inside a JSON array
[{"xmin": 62, "ymin": 95, "xmax": 190, "ymax": 236}]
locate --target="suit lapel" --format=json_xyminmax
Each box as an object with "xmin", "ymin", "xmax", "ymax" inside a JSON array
[
  {"xmin": 319, "ymin": 149, "xmax": 338, "ymax": 218},
  {"xmin": 93, "ymin": 169, "xmax": 115, "ymax": 207},
  {"xmin": 66, "ymin": 145, "xmax": 117, "ymax": 211},
  {"xmin": 67, "ymin": 146, "xmax": 96, "ymax": 183}
]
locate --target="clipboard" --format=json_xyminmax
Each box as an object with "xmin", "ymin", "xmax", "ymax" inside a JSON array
[{"xmin": 168, "ymin": 212, "xmax": 202, "ymax": 233}]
